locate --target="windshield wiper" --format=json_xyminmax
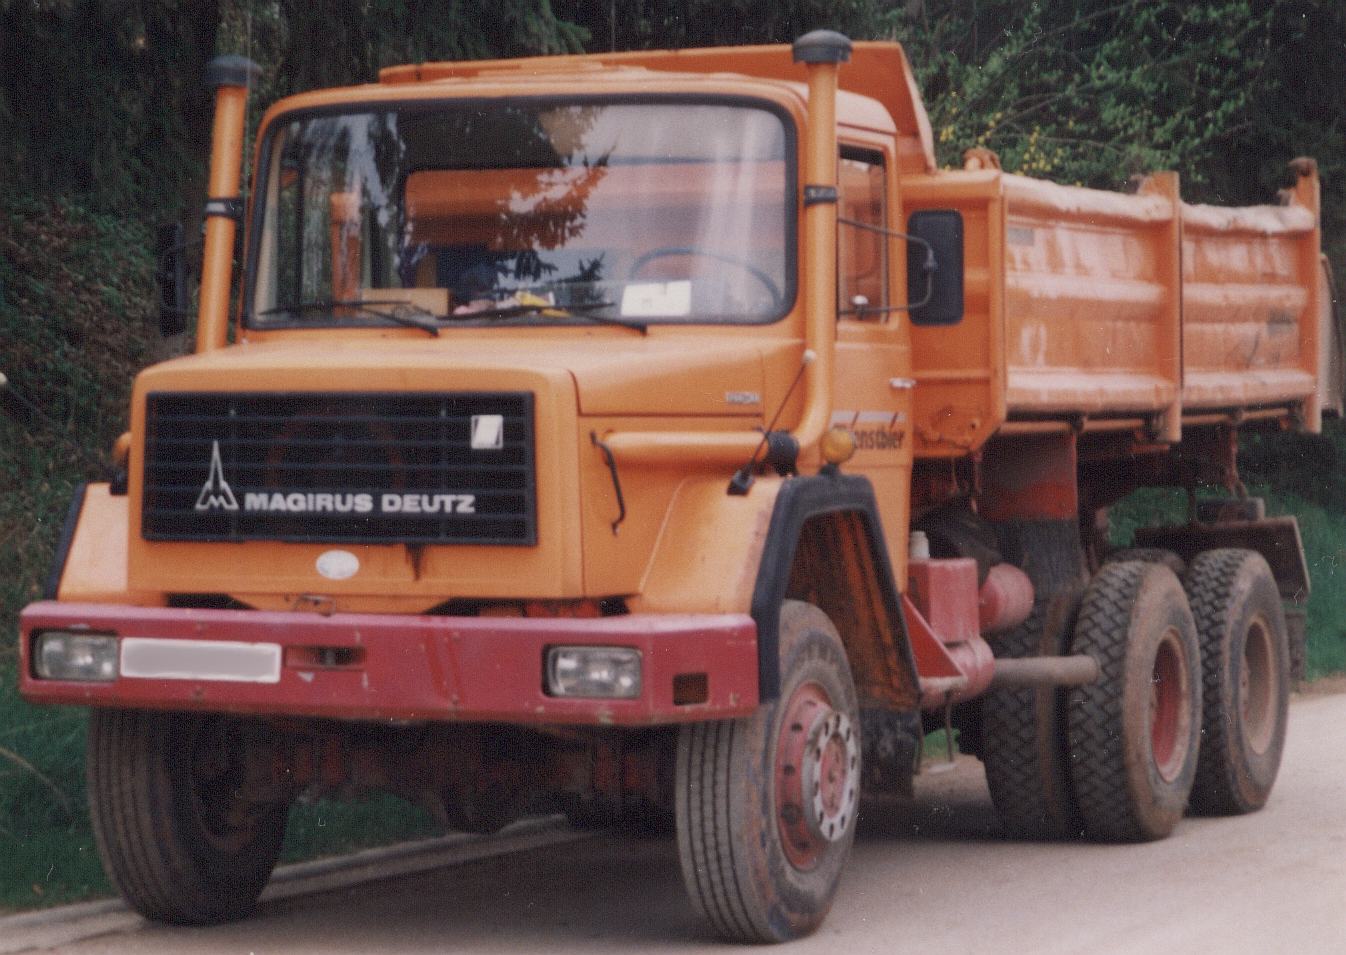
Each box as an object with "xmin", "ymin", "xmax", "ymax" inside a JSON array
[
  {"xmin": 451, "ymin": 301, "xmax": 646, "ymax": 334},
  {"xmin": 257, "ymin": 299, "xmax": 441, "ymax": 337}
]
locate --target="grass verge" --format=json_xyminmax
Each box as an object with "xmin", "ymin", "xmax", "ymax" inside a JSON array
[
  {"xmin": 0, "ymin": 192, "xmax": 443, "ymax": 913},
  {"xmin": 0, "ymin": 661, "xmax": 440, "ymax": 913}
]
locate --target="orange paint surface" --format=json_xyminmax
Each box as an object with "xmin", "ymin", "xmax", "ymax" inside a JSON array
[{"xmin": 71, "ymin": 41, "xmax": 1327, "ymax": 618}]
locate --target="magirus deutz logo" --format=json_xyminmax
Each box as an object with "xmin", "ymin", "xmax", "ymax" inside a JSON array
[
  {"xmin": 191, "ymin": 413, "xmax": 504, "ymax": 517},
  {"xmin": 193, "ymin": 441, "xmax": 239, "ymax": 511}
]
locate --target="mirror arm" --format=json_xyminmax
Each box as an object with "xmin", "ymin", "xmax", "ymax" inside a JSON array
[{"xmin": 836, "ymin": 215, "xmax": 936, "ymax": 314}]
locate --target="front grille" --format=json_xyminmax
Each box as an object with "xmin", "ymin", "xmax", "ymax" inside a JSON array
[{"xmin": 142, "ymin": 392, "xmax": 536, "ymax": 545}]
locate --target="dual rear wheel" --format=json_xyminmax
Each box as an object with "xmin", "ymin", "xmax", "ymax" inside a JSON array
[{"xmin": 983, "ymin": 548, "xmax": 1291, "ymax": 843}]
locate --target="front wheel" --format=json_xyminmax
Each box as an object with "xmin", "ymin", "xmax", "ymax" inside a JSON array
[
  {"xmin": 675, "ymin": 601, "xmax": 860, "ymax": 943},
  {"xmin": 88, "ymin": 709, "xmax": 289, "ymax": 924}
]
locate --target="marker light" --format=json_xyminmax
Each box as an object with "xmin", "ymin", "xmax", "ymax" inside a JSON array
[
  {"xmin": 546, "ymin": 646, "xmax": 641, "ymax": 699},
  {"xmin": 34, "ymin": 632, "xmax": 119, "ymax": 682},
  {"xmin": 820, "ymin": 426, "xmax": 857, "ymax": 465}
]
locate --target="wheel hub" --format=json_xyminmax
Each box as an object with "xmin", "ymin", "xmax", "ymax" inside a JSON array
[
  {"xmin": 1149, "ymin": 628, "xmax": 1192, "ymax": 783},
  {"xmin": 804, "ymin": 711, "xmax": 859, "ymax": 842},
  {"xmin": 775, "ymin": 683, "xmax": 859, "ymax": 870},
  {"xmin": 1241, "ymin": 615, "xmax": 1276, "ymax": 754}
]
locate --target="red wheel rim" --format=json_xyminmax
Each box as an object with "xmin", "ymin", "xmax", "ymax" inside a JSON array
[
  {"xmin": 1241, "ymin": 615, "xmax": 1276, "ymax": 754},
  {"xmin": 774, "ymin": 682, "xmax": 859, "ymax": 871},
  {"xmin": 1149, "ymin": 629, "xmax": 1191, "ymax": 783}
]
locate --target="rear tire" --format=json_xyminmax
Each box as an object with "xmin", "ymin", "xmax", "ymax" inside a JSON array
[
  {"xmin": 1067, "ymin": 562, "xmax": 1201, "ymax": 842},
  {"xmin": 982, "ymin": 519, "xmax": 1086, "ymax": 839},
  {"xmin": 675, "ymin": 601, "xmax": 859, "ymax": 943},
  {"xmin": 1102, "ymin": 547, "xmax": 1186, "ymax": 577},
  {"xmin": 1184, "ymin": 549, "xmax": 1290, "ymax": 815},
  {"xmin": 88, "ymin": 709, "xmax": 288, "ymax": 924}
]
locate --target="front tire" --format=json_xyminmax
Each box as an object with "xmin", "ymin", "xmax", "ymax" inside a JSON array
[
  {"xmin": 88, "ymin": 709, "xmax": 289, "ymax": 924},
  {"xmin": 1185, "ymin": 549, "xmax": 1290, "ymax": 815},
  {"xmin": 675, "ymin": 601, "xmax": 860, "ymax": 943},
  {"xmin": 1067, "ymin": 562, "xmax": 1201, "ymax": 842}
]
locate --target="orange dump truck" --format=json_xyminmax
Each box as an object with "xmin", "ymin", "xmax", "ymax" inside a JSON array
[{"xmin": 19, "ymin": 32, "xmax": 1340, "ymax": 941}]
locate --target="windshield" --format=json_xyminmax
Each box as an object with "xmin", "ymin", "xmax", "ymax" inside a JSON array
[{"xmin": 248, "ymin": 99, "xmax": 794, "ymax": 329}]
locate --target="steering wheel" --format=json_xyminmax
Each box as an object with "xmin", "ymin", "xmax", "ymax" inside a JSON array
[{"xmin": 627, "ymin": 247, "xmax": 783, "ymax": 312}]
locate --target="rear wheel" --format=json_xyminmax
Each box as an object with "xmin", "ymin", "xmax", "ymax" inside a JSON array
[
  {"xmin": 1185, "ymin": 549, "xmax": 1290, "ymax": 815},
  {"xmin": 675, "ymin": 601, "xmax": 859, "ymax": 943},
  {"xmin": 88, "ymin": 709, "xmax": 288, "ymax": 924},
  {"xmin": 1067, "ymin": 561, "xmax": 1201, "ymax": 842},
  {"xmin": 1102, "ymin": 547, "xmax": 1186, "ymax": 577},
  {"xmin": 982, "ymin": 519, "xmax": 1086, "ymax": 839}
]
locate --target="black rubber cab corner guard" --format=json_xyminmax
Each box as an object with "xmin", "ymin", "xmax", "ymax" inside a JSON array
[
  {"xmin": 749, "ymin": 472, "xmax": 917, "ymax": 700},
  {"xmin": 43, "ymin": 483, "xmax": 88, "ymax": 601}
]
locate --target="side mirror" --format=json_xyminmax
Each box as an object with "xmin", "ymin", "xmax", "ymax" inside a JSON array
[
  {"xmin": 907, "ymin": 209, "xmax": 964, "ymax": 326},
  {"xmin": 155, "ymin": 222, "xmax": 189, "ymax": 337}
]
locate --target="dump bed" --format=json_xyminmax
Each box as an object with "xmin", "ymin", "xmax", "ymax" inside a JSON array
[{"xmin": 906, "ymin": 159, "xmax": 1330, "ymax": 456}]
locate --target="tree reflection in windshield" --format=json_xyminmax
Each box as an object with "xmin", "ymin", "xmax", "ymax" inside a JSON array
[{"xmin": 251, "ymin": 100, "xmax": 790, "ymax": 327}]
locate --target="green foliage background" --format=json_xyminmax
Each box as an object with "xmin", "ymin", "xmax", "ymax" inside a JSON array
[{"xmin": 2, "ymin": 0, "xmax": 1345, "ymax": 912}]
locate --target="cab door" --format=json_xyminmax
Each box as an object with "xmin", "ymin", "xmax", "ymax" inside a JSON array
[{"xmin": 834, "ymin": 135, "xmax": 915, "ymax": 582}]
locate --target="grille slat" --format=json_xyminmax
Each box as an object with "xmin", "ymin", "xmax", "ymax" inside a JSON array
[
  {"xmin": 149, "ymin": 436, "xmax": 531, "ymax": 452},
  {"xmin": 142, "ymin": 392, "xmax": 537, "ymax": 545},
  {"xmin": 146, "ymin": 463, "xmax": 531, "ymax": 479}
]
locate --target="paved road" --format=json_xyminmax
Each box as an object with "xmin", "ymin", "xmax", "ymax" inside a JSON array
[{"xmin": 11, "ymin": 690, "xmax": 1346, "ymax": 953}]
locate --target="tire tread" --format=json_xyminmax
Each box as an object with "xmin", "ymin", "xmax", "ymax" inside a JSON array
[
  {"xmin": 982, "ymin": 520, "xmax": 1085, "ymax": 840},
  {"xmin": 1185, "ymin": 548, "xmax": 1289, "ymax": 815},
  {"xmin": 87, "ymin": 709, "xmax": 284, "ymax": 925},
  {"xmin": 675, "ymin": 600, "xmax": 857, "ymax": 943},
  {"xmin": 1067, "ymin": 563, "xmax": 1143, "ymax": 841},
  {"xmin": 1067, "ymin": 561, "xmax": 1201, "ymax": 842}
]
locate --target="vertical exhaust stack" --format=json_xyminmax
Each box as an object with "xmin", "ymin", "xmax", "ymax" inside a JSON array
[
  {"xmin": 790, "ymin": 31, "xmax": 850, "ymax": 455},
  {"xmin": 197, "ymin": 55, "xmax": 261, "ymax": 354}
]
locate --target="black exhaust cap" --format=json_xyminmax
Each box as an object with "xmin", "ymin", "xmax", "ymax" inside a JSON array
[
  {"xmin": 206, "ymin": 54, "xmax": 262, "ymax": 90},
  {"xmin": 792, "ymin": 30, "xmax": 852, "ymax": 65}
]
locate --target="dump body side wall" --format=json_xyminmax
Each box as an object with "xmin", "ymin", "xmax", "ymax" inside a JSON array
[
  {"xmin": 1181, "ymin": 192, "xmax": 1319, "ymax": 419},
  {"xmin": 907, "ymin": 164, "xmax": 1324, "ymax": 457},
  {"xmin": 1001, "ymin": 173, "xmax": 1182, "ymax": 426}
]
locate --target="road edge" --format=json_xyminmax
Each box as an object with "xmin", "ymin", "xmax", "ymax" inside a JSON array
[{"xmin": 0, "ymin": 816, "xmax": 587, "ymax": 954}]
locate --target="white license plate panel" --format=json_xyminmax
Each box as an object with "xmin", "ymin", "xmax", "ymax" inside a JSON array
[{"xmin": 120, "ymin": 638, "xmax": 282, "ymax": 684}]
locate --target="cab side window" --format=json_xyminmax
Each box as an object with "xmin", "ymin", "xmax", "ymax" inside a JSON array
[{"xmin": 838, "ymin": 148, "xmax": 887, "ymax": 317}]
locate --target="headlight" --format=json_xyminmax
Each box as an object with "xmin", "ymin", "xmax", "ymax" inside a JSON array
[
  {"xmin": 545, "ymin": 646, "xmax": 641, "ymax": 699},
  {"xmin": 33, "ymin": 632, "xmax": 119, "ymax": 682}
]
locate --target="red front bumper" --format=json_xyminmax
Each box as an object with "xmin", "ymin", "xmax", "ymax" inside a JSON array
[{"xmin": 18, "ymin": 602, "xmax": 759, "ymax": 726}]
